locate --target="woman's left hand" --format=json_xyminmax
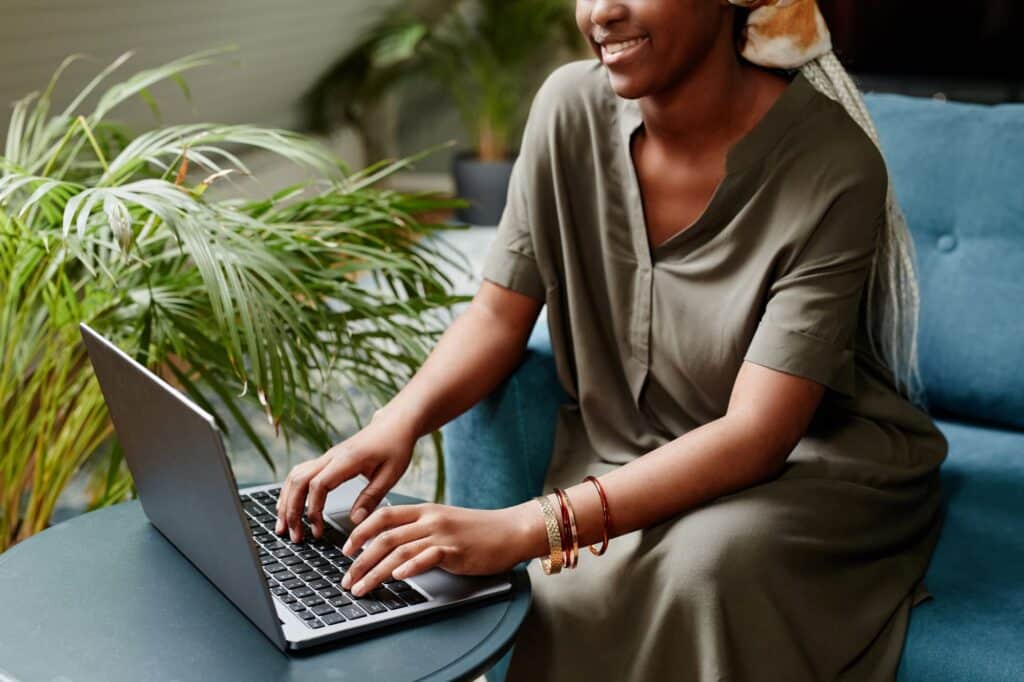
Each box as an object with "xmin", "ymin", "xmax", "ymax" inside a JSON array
[{"xmin": 338, "ymin": 502, "xmax": 538, "ymax": 597}]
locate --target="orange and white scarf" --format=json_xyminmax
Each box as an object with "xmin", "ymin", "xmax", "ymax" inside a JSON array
[{"xmin": 731, "ymin": 0, "xmax": 832, "ymax": 69}]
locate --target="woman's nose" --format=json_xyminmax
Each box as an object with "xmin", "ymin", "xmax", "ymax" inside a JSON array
[{"xmin": 589, "ymin": 0, "xmax": 628, "ymax": 27}]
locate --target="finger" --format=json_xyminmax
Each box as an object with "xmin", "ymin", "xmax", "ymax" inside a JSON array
[
  {"xmin": 389, "ymin": 540, "xmax": 442, "ymax": 577},
  {"xmin": 275, "ymin": 465, "xmax": 298, "ymax": 535},
  {"xmin": 340, "ymin": 516, "xmax": 427, "ymax": 591},
  {"xmin": 284, "ymin": 461, "xmax": 321, "ymax": 543},
  {"xmin": 306, "ymin": 452, "xmax": 358, "ymax": 538},
  {"xmin": 391, "ymin": 545, "xmax": 445, "ymax": 581},
  {"xmin": 343, "ymin": 503, "xmax": 422, "ymax": 557},
  {"xmin": 348, "ymin": 462, "xmax": 399, "ymax": 525},
  {"xmin": 348, "ymin": 538, "xmax": 438, "ymax": 598}
]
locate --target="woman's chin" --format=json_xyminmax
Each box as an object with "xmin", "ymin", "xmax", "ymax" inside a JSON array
[{"xmin": 604, "ymin": 70, "xmax": 650, "ymax": 100}]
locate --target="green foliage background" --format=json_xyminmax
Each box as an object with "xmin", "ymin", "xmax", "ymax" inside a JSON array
[{"xmin": 0, "ymin": 48, "xmax": 472, "ymax": 551}]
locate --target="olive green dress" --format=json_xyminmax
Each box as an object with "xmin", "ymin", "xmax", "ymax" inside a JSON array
[{"xmin": 481, "ymin": 59, "xmax": 947, "ymax": 682}]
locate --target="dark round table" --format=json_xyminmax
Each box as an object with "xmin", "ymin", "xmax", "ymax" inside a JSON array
[{"xmin": 0, "ymin": 494, "xmax": 531, "ymax": 682}]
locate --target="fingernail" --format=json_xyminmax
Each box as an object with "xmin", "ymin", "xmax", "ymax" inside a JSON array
[
  {"xmin": 351, "ymin": 507, "xmax": 367, "ymax": 524},
  {"xmin": 353, "ymin": 579, "xmax": 365, "ymax": 595},
  {"xmin": 341, "ymin": 574, "xmax": 351, "ymax": 588},
  {"xmin": 342, "ymin": 539, "xmax": 352, "ymax": 555}
]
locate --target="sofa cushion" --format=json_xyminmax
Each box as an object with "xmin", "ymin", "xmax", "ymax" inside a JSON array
[
  {"xmin": 863, "ymin": 94, "xmax": 1024, "ymax": 430},
  {"xmin": 898, "ymin": 418, "xmax": 1024, "ymax": 681},
  {"xmin": 440, "ymin": 317, "xmax": 565, "ymax": 511}
]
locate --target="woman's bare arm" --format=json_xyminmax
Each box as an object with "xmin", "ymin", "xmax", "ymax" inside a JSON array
[{"xmin": 515, "ymin": 361, "xmax": 827, "ymax": 559}]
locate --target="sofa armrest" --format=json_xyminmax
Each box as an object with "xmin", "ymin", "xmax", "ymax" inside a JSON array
[{"xmin": 441, "ymin": 318, "xmax": 569, "ymax": 510}]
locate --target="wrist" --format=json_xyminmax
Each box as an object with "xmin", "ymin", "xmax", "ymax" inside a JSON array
[
  {"xmin": 370, "ymin": 401, "xmax": 423, "ymax": 445},
  {"xmin": 509, "ymin": 497, "xmax": 557, "ymax": 561},
  {"xmin": 510, "ymin": 498, "xmax": 556, "ymax": 563}
]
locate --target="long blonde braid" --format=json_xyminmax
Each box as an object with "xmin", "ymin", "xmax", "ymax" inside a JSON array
[
  {"xmin": 730, "ymin": 0, "xmax": 927, "ymax": 407},
  {"xmin": 800, "ymin": 53, "xmax": 926, "ymax": 408}
]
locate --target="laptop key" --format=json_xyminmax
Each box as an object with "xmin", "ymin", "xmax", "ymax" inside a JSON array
[
  {"xmin": 281, "ymin": 594, "xmax": 297, "ymax": 604},
  {"xmin": 300, "ymin": 610, "xmax": 317, "ymax": 621},
  {"xmin": 292, "ymin": 587, "xmax": 314, "ymax": 599},
  {"xmin": 324, "ymin": 573, "xmax": 346, "ymax": 586},
  {"xmin": 311, "ymin": 604, "xmax": 334, "ymax": 617},
  {"xmin": 384, "ymin": 579, "xmax": 413, "ymax": 592},
  {"xmin": 301, "ymin": 596, "xmax": 324, "ymax": 607},
  {"xmin": 287, "ymin": 601, "xmax": 306, "ymax": 613},
  {"xmin": 339, "ymin": 604, "xmax": 366, "ymax": 620},
  {"xmin": 271, "ymin": 587, "xmax": 287, "ymax": 596},
  {"xmin": 322, "ymin": 612, "xmax": 345, "ymax": 626},
  {"xmin": 401, "ymin": 590, "xmax": 428, "ymax": 605},
  {"xmin": 307, "ymin": 579, "xmax": 330, "ymax": 591},
  {"xmin": 281, "ymin": 578, "xmax": 303, "ymax": 590},
  {"xmin": 320, "ymin": 587, "xmax": 342, "ymax": 599},
  {"xmin": 373, "ymin": 589, "xmax": 408, "ymax": 610},
  {"xmin": 281, "ymin": 555, "xmax": 302, "ymax": 566},
  {"xmin": 328, "ymin": 596, "xmax": 352, "ymax": 607},
  {"xmin": 354, "ymin": 598, "xmax": 386, "ymax": 615}
]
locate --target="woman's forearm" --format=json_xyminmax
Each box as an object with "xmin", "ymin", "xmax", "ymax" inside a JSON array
[
  {"xmin": 375, "ymin": 297, "xmax": 539, "ymax": 442},
  {"xmin": 513, "ymin": 414, "xmax": 789, "ymax": 561}
]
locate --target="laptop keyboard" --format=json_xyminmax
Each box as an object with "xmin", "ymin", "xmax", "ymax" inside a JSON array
[{"xmin": 241, "ymin": 487, "xmax": 428, "ymax": 630}]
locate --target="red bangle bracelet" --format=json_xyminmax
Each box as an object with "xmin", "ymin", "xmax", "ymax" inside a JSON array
[
  {"xmin": 553, "ymin": 488, "xmax": 576, "ymax": 569},
  {"xmin": 583, "ymin": 475, "xmax": 611, "ymax": 556}
]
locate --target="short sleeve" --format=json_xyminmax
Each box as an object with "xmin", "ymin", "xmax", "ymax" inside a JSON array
[
  {"xmin": 480, "ymin": 149, "xmax": 546, "ymax": 302},
  {"xmin": 478, "ymin": 62, "xmax": 582, "ymax": 304},
  {"xmin": 743, "ymin": 174, "xmax": 886, "ymax": 398}
]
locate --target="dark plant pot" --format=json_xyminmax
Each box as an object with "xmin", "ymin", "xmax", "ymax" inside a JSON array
[{"xmin": 452, "ymin": 150, "xmax": 516, "ymax": 226}]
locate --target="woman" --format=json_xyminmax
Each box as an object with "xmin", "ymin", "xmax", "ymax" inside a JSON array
[{"xmin": 275, "ymin": 0, "xmax": 948, "ymax": 679}]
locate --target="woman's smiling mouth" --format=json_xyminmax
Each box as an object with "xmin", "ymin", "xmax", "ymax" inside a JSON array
[{"xmin": 600, "ymin": 35, "xmax": 650, "ymax": 65}]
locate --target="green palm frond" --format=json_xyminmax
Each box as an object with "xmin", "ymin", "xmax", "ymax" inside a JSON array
[{"xmin": 0, "ymin": 49, "xmax": 471, "ymax": 552}]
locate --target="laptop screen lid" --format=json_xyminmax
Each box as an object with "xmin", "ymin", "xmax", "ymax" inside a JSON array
[{"xmin": 79, "ymin": 323, "xmax": 288, "ymax": 650}]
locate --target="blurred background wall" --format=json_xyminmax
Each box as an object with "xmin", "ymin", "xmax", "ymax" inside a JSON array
[
  {"xmin": 0, "ymin": 0, "xmax": 407, "ymax": 177},
  {"xmin": 2, "ymin": 0, "xmax": 1022, "ymax": 192}
]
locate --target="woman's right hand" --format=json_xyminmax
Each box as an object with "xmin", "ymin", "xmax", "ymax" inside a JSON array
[{"xmin": 275, "ymin": 408, "xmax": 418, "ymax": 543}]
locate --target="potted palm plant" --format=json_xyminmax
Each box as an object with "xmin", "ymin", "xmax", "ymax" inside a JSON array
[
  {"xmin": 429, "ymin": 0, "xmax": 583, "ymax": 224},
  {"xmin": 0, "ymin": 48, "xmax": 471, "ymax": 552},
  {"xmin": 305, "ymin": 0, "xmax": 585, "ymax": 226}
]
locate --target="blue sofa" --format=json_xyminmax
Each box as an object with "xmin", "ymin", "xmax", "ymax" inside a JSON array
[{"xmin": 441, "ymin": 92, "xmax": 1024, "ymax": 680}]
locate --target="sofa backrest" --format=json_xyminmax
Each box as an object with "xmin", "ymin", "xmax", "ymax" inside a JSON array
[{"xmin": 863, "ymin": 93, "xmax": 1024, "ymax": 430}]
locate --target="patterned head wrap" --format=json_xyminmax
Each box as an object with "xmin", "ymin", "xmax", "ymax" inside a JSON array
[{"xmin": 729, "ymin": 0, "xmax": 832, "ymax": 69}]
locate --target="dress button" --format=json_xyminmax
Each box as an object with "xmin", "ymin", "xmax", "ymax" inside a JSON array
[{"xmin": 937, "ymin": 233, "xmax": 957, "ymax": 252}]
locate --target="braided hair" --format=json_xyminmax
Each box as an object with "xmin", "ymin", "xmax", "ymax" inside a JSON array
[{"xmin": 731, "ymin": 1, "xmax": 926, "ymax": 407}]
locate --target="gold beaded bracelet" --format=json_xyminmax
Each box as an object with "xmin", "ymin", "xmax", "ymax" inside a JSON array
[{"xmin": 533, "ymin": 494, "xmax": 564, "ymax": 575}]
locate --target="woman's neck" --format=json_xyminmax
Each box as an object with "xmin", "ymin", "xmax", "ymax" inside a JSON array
[{"xmin": 636, "ymin": 61, "xmax": 790, "ymax": 164}]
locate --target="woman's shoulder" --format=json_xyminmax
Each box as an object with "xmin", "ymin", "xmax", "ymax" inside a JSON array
[
  {"xmin": 775, "ymin": 79, "xmax": 890, "ymax": 205},
  {"xmin": 523, "ymin": 58, "xmax": 614, "ymax": 137}
]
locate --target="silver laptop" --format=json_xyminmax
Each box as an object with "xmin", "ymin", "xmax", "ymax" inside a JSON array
[{"xmin": 79, "ymin": 323, "xmax": 513, "ymax": 651}]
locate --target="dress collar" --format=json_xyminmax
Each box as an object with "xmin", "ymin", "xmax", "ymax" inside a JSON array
[{"xmin": 613, "ymin": 70, "xmax": 817, "ymax": 174}]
